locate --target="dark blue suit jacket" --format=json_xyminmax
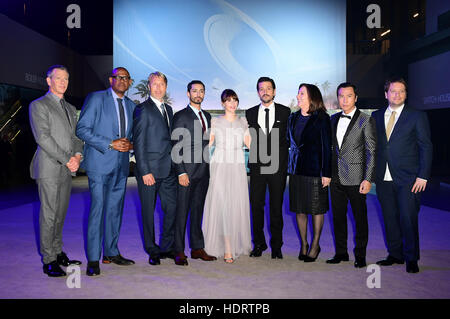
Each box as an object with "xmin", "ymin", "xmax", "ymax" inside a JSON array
[
  {"xmin": 76, "ymin": 88, "xmax": 135, "ymax": 176},
  {"xmin": 371, "ymin": 105, "xmax": 432, "ymax": 185},
  {"xmin": 133, "ymin": 97, "xmax": 174, "ymax": 179}
]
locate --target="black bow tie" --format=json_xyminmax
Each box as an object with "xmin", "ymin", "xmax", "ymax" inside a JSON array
[{"xmin": 340, "ymin": 114, "xmax": 351, "ymax": 119}]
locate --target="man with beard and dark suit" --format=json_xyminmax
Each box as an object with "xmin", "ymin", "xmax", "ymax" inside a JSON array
[
  {"xmin": 133, "ymin": 71, "xmax": 177, "ymax": 266},
  {"xmin": 327, "ymin": 82, "xmax": 376, "ymax": 268},
  {"xmin": 29, "ymin": 65, "xmax": 83, "ymax": 277},
  {"xmin": 171, "ymin": 80, "xmax": 217, "ymax": 266},
  {"xmin": 245, "ymin": 77, "xmax": 291, "ymax": 259},
  {"xmin": 76, "ymin": 67, "xmax": 136, "ymax": 276},
  {"xmin": 372, "ymin": 77, "xmax": 432, "ymax": 273}
]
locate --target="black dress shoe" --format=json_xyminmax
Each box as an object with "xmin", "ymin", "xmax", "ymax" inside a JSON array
[
  {"xmin": 149, "ymin": 254, "xmax": 161, "ymax": 265},
  {"xmin": 102, "ymin": 255, "xmax": 135, "ymax": 265},
  {"xmin": 326, "ymin": 253, "xmax": 350, "ymax": 264},
  {"xmin": 376, "ymin": 255, "xmax": 404, "ymax": 266},
  {"xmin": 160, "ymin": 251, "xmax": 175, "ymax": 260},
  {"xmin": 174, "ymin": 252, "xmax": 189, "ymax": 266},
  {"xmin": 406, "ymin": 261, "xmax": 419, "ymax": 273},
  {"xmin": 57, "ymin": 252, "xmax": 82, "ymax": 267},
  {"xmin": 271, "ymin": 249, "xmax": 283, "ymax": 259},
  {"xmin": 304, "ymin": 246, "xmax": 321, "ymax": 263},
  {"xmin": 43, "ymin": 261, "xmax": 67, "ymax": 277},
  {"xmin": 354, "ymin": 257, "xmax": 367, "ymax": 268},
  {"xmin": 249, "ymin": 245, "xmax": 267, "ymax": 257},
  {"xmin": 86, "ymin": 261, "xmax": 100, "ymax": 276}
]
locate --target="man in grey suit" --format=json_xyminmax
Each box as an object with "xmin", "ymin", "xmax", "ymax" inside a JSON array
[
  {"xmin": 327, "ymin": 82, "xmax": 376, "ymax": 268},
  {"xmin": 29, "ymin": 65, "xmax": 83, "ymax": 277}
]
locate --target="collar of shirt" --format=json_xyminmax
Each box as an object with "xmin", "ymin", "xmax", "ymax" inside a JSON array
[
  {"xmin": 341, "ymin": 107, "xmax": 357, "ymax": 119},
  {"xmin": 386, "ymin": 104, "xmax": 404, "ymax": 117},
  {"xmin": 150, "ymin": 95, "xmax": 164, "ymax": 109},
  {"xmin": 259, "ymin": 102, "xmax": 275, "ymax": 112},
  {"xmin": 48, "ymin": 91, "xmax": 63, "ymax": 103}
]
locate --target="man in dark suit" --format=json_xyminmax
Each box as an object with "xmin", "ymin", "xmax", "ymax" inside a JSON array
[
  {"xmin": 76, "ymin": 67, "xmax": 136, "ymax": 276},
  {"xmin": 171, "ymin": 80, "xmax": 217, "ymax": 266},
  {"xmin": 133, "ymin": 71, "xmax": 178, "ymax": 266},
  {"xmin": 30, "ymin": 65, "xmax": 83, "ymax": 277},
  {"xmin": 327, "ymin": 82, "xmax": 376, "ymax": 268},
  {"xmin": 245, "ymin": 77, "xmax": 291, "ymax": 259},
  {"xmin": 372, "ymin": 77, "xmax": 432, "ymax": 273}
]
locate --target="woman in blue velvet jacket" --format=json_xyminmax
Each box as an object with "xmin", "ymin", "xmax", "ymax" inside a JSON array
[{"xmin": 287, "ymin": 83, "xmax": 332, "ymax": 262}]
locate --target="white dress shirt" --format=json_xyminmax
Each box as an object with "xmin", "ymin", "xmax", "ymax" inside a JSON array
[
  {"xmin": 257, "ymin": 102, "xmax": 275, "ymax": 134},
  {"xmin": 336, "ymin": 107, "xmax": 357, "ymax": 149},
  {"xmin": 150, "ymin": 95, "xmax": 170, "ymax": 126},
  {"xmin": 383, "ymin": 104, "xmax": 404, "ymax": 181}
]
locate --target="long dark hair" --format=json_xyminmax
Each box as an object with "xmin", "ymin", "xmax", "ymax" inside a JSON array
[{"xmin": 298, "ymin": 83, "xmax": 326, "ymax": 114}]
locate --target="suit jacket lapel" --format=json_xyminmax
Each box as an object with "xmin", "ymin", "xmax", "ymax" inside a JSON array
[
  {"xmin": 331, "ymin": 113, "xmax": 340, "ymax": 150},
  {"xmin": 186, "ymin": 105, "xmax": 203, "ymax": 131},
  {"xmin": 106, "ymin": 89, "xmax": 120, "ymax": 136},
  {"xmin": 341, "ymin": 109, "xmax": 360, "ymax": 148},
  {"xmin": 389, "ymin": 105, "xmax": 408, "ymax": 141}
]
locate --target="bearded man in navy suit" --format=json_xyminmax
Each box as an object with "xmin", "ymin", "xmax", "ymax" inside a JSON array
[{"xmin": 372, "ymin": 77, "xmax": 432, "ymax": 273}]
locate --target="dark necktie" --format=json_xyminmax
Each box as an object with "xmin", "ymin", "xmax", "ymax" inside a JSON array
[
  {"xmin": 160, "ymin": 103, "xmax": 169, "ymax": 130},
  {"xmin": 340, "ymin": 114, "xmax": 351, "ymax": 119},
  {"xmin": 60, "ymin": 99, "xmax": 72, "ymax": 126},
  {"xmin": 117, "ymin": 98, "xmax": 126, "ymax": 138},
  {"xmin": 265, "ymin": 108, "xmax": 271, "ymax": 155},
  {"xmin": 199, "ymin": 111, "xmax": 206, "ymax": 133}
]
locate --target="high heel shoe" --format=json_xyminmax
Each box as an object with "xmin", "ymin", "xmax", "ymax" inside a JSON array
[
  {"xmin": 304, "ymin": 246, "xmax": 321, "ymax": 263},
  {"xmin": 298, "ymin": 244, "xmax": 309, "ymax": 261}
]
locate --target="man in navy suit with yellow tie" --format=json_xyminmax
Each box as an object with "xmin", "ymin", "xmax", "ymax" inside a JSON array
[
  {"xmin": 133, "ymin": 71, "xmax": 177, "ymax": 266},
  {"xmin": 372, "ymin": 77, "xmax": 432, "ymax": 273},
  {"xmin": 76, "ymin": 67, "xmax": 136, "ymax": 276}
]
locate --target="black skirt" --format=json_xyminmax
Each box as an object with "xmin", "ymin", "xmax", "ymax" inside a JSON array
[{"xmin": 289, "ymin": 174, "xmax": 329, "ymax": 215}]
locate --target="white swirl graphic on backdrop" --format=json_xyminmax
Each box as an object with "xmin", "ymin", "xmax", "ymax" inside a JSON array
[{"xmin": 204, "ymin": 0, "xmax": 283, "ymax": 82}]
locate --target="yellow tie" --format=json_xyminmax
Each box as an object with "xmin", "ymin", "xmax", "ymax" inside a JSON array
[{"xmin": 386, "ymin": 111, "xmax": 396, "ymax": 140}]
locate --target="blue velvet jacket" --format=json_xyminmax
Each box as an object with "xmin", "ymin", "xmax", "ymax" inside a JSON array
[{"xmin": 287, "ymin": 110, "xmax": 332, "ymax": 177}]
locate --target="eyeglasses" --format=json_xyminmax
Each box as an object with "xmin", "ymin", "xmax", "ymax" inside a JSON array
[{"xmin": 111, "ymin": 75, "xmax": 131, "ymax": 81}]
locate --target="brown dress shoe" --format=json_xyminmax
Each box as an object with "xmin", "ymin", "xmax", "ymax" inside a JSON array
[
  {"xmin": 191, "ymin": 248, "xmax": 217, "ymax": 261},
  {"xmin": 174, "ymin": 252, "xmax": 188, "ymax": 266}
]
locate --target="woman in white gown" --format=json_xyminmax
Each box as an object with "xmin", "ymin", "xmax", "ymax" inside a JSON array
[{"xmin": 202, "ymin": 89, "xmax": 252, "ymax": 263}]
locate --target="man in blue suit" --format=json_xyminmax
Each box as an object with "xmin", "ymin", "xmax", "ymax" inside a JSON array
[
  {"xmin": 76, "ymin": 67, "xmax": 136, "ymax": 276},
  {"xmin": 372, "ymin": 77, "xmax": 432, "ymax": 273},
  {"xmin": 133, "ymin": 71, "xmax": 177, "ymax": 266}
]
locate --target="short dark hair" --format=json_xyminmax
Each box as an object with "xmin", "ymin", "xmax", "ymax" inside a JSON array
[
  {"xmin": 187, "ymin": 80, "xmax": 205, "ymax": 92},
  {"xmin": 148, "ymin": 71, "xmax": 168, "ymax": 85},
  {"xmin": 256, "ymin": 77, "xmax": 276, "ymax": 91},
  {"xmin": 221, "ymin": 89, "xmax": 239, "ymax": 103},
  {"xmin": 298, "ymin": 83, "xmax": 326, "ymax": 114},
  {"xmin": 111, "ymin": 67, "xmax": 130, "ymax": 77},
  {"xmin": 384, "ymin": 77, "xmax": 407, "ymax": 93},
  {"xmin": 336, "ymin": 82, "xmax": 357, "ymax": 97},
  {"xmin": 46, "ymin": 65, "xmax": 68, "ymax": 78}
]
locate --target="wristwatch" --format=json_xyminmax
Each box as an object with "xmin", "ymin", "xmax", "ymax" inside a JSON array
[{"xmin": 108, "ymin": 141, "xmax": 114, "ymax": 150}]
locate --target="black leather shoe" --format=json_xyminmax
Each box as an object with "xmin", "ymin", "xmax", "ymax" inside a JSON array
[
  {"xmin": 43, "ymin": 261, "xmax": 67, "ymax": 277},
  {"xmin": 304, "ymin": 246, "xmax": 321, "ymax": 263},
  {"xmin": 174, "ymin": 252, "xmax": 189, "ymax": 266},
  {"xmin": 376, "ymin": 255, "xmax": 404, "ymax": 266},
  {"xmin": 271, "ymin": 249, "xmax": 283, "ymax": 259},
  {"xmin": 57, "ymin": 252, "xmax": 82, "ymax": 267},
  {"xmin": 86, "ymin": 261, "xmax": 100, "ymax": 276},
  {"xmin": 354, "ymin": 257, "xmax": 367, "ymax": 268},
  {"xmin": 160, "ymin": 251, "xmax": 175, "ymax": 260},
  {"xmin": 326, "ymin": 253, "xmax": 350, "ymax": 264},
  {"xmin": 102, "ymin": 255, "xmax": 135, "ymax": 266},
  {"xmin": 406, "ymin": 261, "xmax": 419, "ymax": 273},
  {"xmin": 149, "ymin": 254, "xmax": 161, "ymax": 265},
  {"xmin": 250, "ymin": 245, "xmax": 267, "ymax": 257}
]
